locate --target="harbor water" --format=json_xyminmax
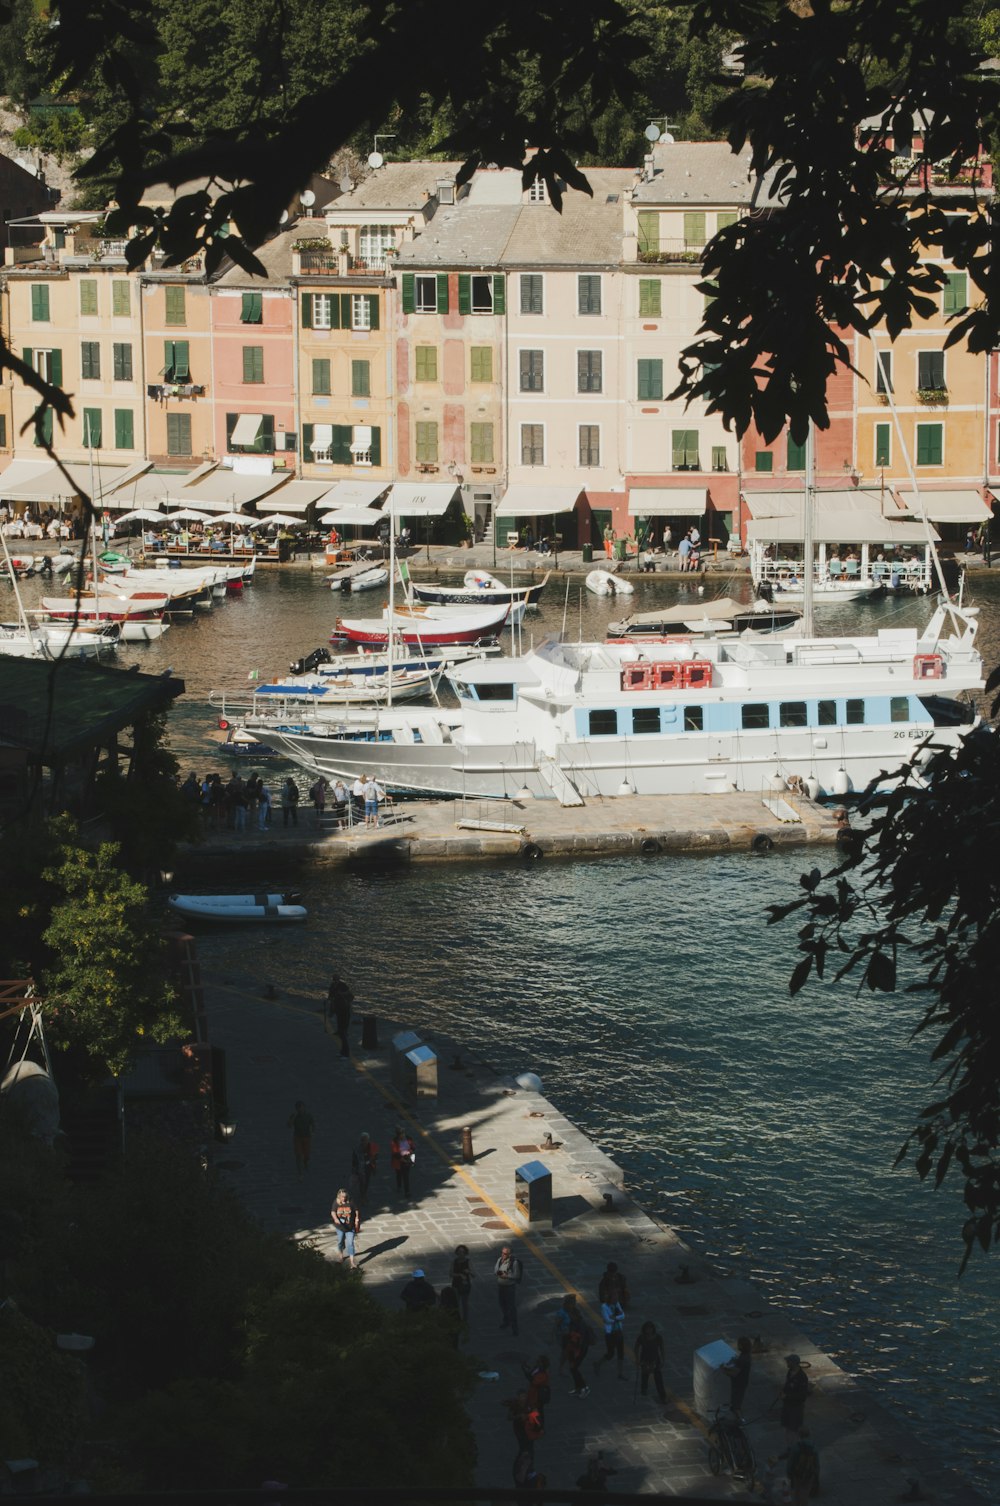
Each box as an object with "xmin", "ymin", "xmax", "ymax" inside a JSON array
[{"xmin": 13, "ymin": 562, "xmax": 1000, "ymax": 1490}]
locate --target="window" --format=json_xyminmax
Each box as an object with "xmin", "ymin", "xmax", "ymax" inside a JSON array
[
  {"xmin": 351, "ymin": 293, "xmax": 372, "ymax": 330},
  {"xmin": 470, "ymin": 422, "xmax": 494, "ymax": 463},
  {"xmin": 456, "ymin": 273, "xmax": 505, "ymax": 315},
  {"xmin": 684, "ymin": 705, "xmax": 704, "ymax": 731},
  {"xmin": 241, "ymin": 291, "xmax": 263, "ymax": 324},
  {"xmin": 755, "ymin": 451, "xmax": 773, "ymax": 473},
  {"xmin": 672, "ymin": 429, "xmax": 700, "ymax": 470},
  {"xmin": 780, "ymin": 701, "xmax": 808, "ymax": 727},
  {"xmin": 875, "ymin": 350, "xmax": 893, "ymax": 394},
  {"xmin": 711, "ymin": 445, "xmax": 728, "ymax": 471},
  {"xmin": 112, "ymin": 279, "xmax": 130, "ymax": 317},
  {"xmin": 0, "ymin": 415, "xmax": 6, "ymax": 448},
  {"xmin": 638, "ymin": 279, "xmax": 661, "ymax": 317},
  {"xmin": 415, "ymin": 346, "xmax": 438, "ymax": 382},
  {"xmin": 637, "ymin": 358, "xmax": 663, "ymax": 400},
  {"xmin": 632, "ymin": 707, "xmax": 661, "ymax": 734},
  {"xmin": 359, "ymin": 224, "xmax": 395, "ymax": 269},
  {"xmin": 917, "ymin": 350, "xmax": 945, "ymax": 391},
  {"xmin": 527, "ymin": 175, "xmax": 546, "ymax": 203},
  {"xmin": 226, "ymin": 413, "xmax": 276, "ymax": 455},
  {"xmin": 242, "ymin": 346, "xmax": 264, "ymax": 384},
  {"xmin": 579, "ymin": 425, "xmax": 600, "ymax": 466},
  {"xmin": 351, "ymin": 359, "xmax": 370, "ymax": 397},
  {"xmin": 164, "ymin": 285, "xmax": 186, "ymax": 325},
  {"xmin": 818, "ymin": 700, "xmax": 837, "ymax": 725},
  {"xmin": 416, "ymin": 276, "xmax": 436, "ymax": 312},
  {"xmin": 80, "ymin": 279, "xmax": 98, "ymax": 316},
  {"xmin": 589, "ymin": 710, "xmax": 617, "ymax": 736},
  {"xmin": 916, "ymin": 423, "xmax": 943, "ymax": 465},
  {"xmin": 415, "ymin": 421, "xmax": 438, "ymax": 463},
  {"xmin": 578, "ymin": 274, "xmax": 602, "ymax": 315},
  {"xmin": 875, "ymin": 422, "xmax": 891, "ymax": 468},
  {"xmin": 80, "ymin": 341, "xmax": 101, "ymax": 381},
  {"xmin": 742, "ymin": 703, "xmax": 770, "ymax": 730},
  {"xmin": 82, "ymin": 408, "xmax": 102, "ymax": 447},
  {"xmin": 636, "ymin": 210, "xmax": 659, "ymax": 255},
  {"xmin": 114, "ymin": 409, "xmax": 134, "ymax": 449},
  {"xmin": 577, "ymin": 350, "xmax": 602, "ymax": 393},
  {"xmin": 166, "ymin": 412, "xmax": 192, "ymax": 456},
  {"xmin": 163, "ymin": 339, "xmax": 190, "ymax": 381},
  {"xmin": 521, "ymin": 423, "xmax": 544, "ymax": 466},
  {"xmin": 683, "ymin": 211, "xmax": 707, "ymax": 249},
  {"xmin": 25, "ymin": 347, "xmax": 62, "ymax": 384},
  {"xmin": 33, "ymin": 409, "xmax": 53, "ymax": 446},
  {"xmin": 891, "ymin": 696, "xmax": 911, "ymax": 722},
  {"xmin": 113, "ymin": 342, "xmax": 132, "ymax": 381},
  {"xmin": 520, "ymin": 349, "xmax": 544, "ymax": 392},
  {"xmin": 402, "ymin": 273, "xmax": 448, "ymax": 314},
  {"xmin": 30, "ymin": 285, "xmax": 50, "ymax": 322},
  {"xmin": 312, "ymin": 358, "xmax": 331, "ymax": 395},
  {"xmin": 717, "ymin": 211, "xmax": 738, "ymax": 232},
  {"xmin": 787, "ymin": 435, "xmax": 807, "ymax": 471},
  {"xmin": 520, "ymin": 274, "xmax": 543, "ymax": 315},
  {"xmin": 893, "ymin": 128, "xmax": 913, "ymax": 158},
  {"xmin": 846, "ymin": 698, "xmax": 865, "ymax": 725},
  {"xmin": 312, "ymin": 293, "xmax": 333, "ymax": 328},
  {"xmin": 470, "ymin": 346, "xmax": 492, "ymax": 383},
  {"xmin": 943, "ymin": 272, "xmax": 967, "ymax": 316},
  {"xmin": 303, "ymin": 423, "xmax": 378, "ymax": 465}
]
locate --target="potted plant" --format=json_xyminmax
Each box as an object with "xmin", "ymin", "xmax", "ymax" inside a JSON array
[
  {"xmin": 460, "ymin": 512, "xmax": 474, "ymax": 547},
  {"xmin": 916, "ymin": 387, "xmax": 948, "ymax": 405}
]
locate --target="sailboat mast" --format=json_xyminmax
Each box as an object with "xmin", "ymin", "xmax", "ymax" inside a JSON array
[
  {"xmin": 387, "ymin": 490, "xmax": 395, "ymax": 709},
  {"xmin": 803, "ymin": 421, "xmax": 815, "ymax": 638}
]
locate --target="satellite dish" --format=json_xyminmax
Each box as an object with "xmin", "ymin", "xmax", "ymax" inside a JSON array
[
  {"xmin": 300, "ymin": 189, "xmax": 316, "ymax": 207},
  {"xmin": 279, "ymin": 209, "xmax": 289, "ymax": 224},
  {"xmin": 644, "ymin": 123, "xmax": 661, "ymax": 142},
  {"xmin": 368, "ymin": 151, "xmax": 384, "ymax": 169},
  {"xmin": 662, "ymin": 131, "xmax": 675, "ymax": 145}
]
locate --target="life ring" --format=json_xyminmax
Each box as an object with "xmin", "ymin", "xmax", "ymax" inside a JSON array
[
  {"xmin": 639, "ymin": 836, "xmax": 660, "ymax": 855},
  {"xmin": 751, "ymin": 833, "xmax": 774, "ymax": 855},
  {"xmin": 521, "ymin": 841, "xmax": 543, "ymax": 861}
]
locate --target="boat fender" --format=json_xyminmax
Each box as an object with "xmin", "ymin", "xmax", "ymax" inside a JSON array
[
  {"xmin": 751, "ymin": 833, "xmax": 774, "ymax": 855},
  {"xmin": 521, "ymin": 841, "xmax": 543, "ymax": 861},
  {"xmin": 639, "ymin": 836, "xmax": 660, "ymax": 855},
  {"xmin": 218, "ymin": 718, "xmax": 229, "ymax": 730}
]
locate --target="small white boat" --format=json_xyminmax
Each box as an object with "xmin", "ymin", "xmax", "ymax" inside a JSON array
[
  {"xmin": 585, "ymin": 569, "xmax": 635, "ymax": 597},
  {"xmin": 167, "ymin": 892, "xmax": 307, "ymax": 924},
  {"xmin": 328, "ymin": 562, "xmax": 389, "ymax": 593}
]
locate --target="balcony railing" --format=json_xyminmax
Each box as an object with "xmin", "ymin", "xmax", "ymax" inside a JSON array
[{"xmin": 638, "ymin": 240, "xmax": 707, "ymax": 264}]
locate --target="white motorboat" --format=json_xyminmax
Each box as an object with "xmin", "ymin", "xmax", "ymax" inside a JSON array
[
  {"xmin": 759, "ymin": 576, "xmax": 885, "ymax": 605},
  {"xmin": 332, "ymin": 601, "xmax": 511, "ymax": 647},
  {"xmin": 586, "ymin": 569, "xmax": 635, "ymax": 597},
  {"xmin": 0, "ymin": 619, "xmax": 120, "ymax": 659},
  {"xmin": 328, "ymin": 562, "xmax": 389, "ymax": 593},
  {"xmin": 408, "ymin": 568, "xmax": 550, "ymax": 610},
  {"xmin": 607, "ymin": 596, "xmax": 801, "ymax": 640},
  {"xmin": 168, "ymin": 892, "xmax": 307, "ymax": 924}
]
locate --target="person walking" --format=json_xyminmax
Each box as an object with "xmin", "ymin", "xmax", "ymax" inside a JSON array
[
  {"xmin": 594, "ymin": 1295, "xmax": 626, "ymax": 1379},
  {"xmin": 391, "ymin": 1125, "xmax": 415, "ymax": 1197},
  {"xmin": 495, "ymin": 1244, "xmax": 523, "ymax": 1336},
  {"xmin": 451, "ymin": 1243, "xmax": 474, "ymax": 1324},
  {"xmin": 309, "ymin": 775, "xmax": 328, "ymax": 826},
  {"xmin": 327, "ymin": 971, "xmax": 354, "ymax": 1056},
  {"xmin": 330, "ymin": 1187, "xmax": 361, "ymax": 1268},
  {"xmin": 633, "ymin": 1320, "xmax": 666, "ymax": 1402},
  {"xmin": 723, "ymin": 1335, "xmax": 753, "ymax": 1417},
  {"xmin": 597, "ymin": 1261, "xmax": 630, "ymax": 1309},
  {"xmin": 522, "ymin": 1354, "xmax": 551, "ymax": 1423},
  {"xmin": 564, "ymin": 1314, "xmax": 594, "ymax": 1398},
  {"xmin": 287, "ymin": 1100, "xmax": 314, "ymax": 1177},
  {"xmin": 257, "ymin": 781, "xmax": 272, "ymax": 830},
  {"xmin": 780, "ymin": 1354, "xmax": 809, "ymax": 1444},
  {"xmin": 281, "ymin": 776, "xmax": 299, "ymax": 827},
  {"xmin": 363, "ymin": 773, "xmax": 382, "ymax": 828}
]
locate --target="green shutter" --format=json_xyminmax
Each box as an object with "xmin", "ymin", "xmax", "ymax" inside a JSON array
[
  {"xmin": 369, "ymin": 426, "xmax": 381, "ymax": 467},
  {"xmin": 83, "ymin": 408, "xmax": 102, "ymax": 447},
  {"xmin": 436, "ymin": 274, "xmax": 449, "ymax": 314},
  {"xmin": 327, "ymin": 294, "xmax": 341, "ymax": 330},
  {"xmin": 242, "ymin": 291, "xmax": 263, "ymax": 323},
  {"xmin": 163, "ymin": 340, "xmax": 175, "ymax": 379},
  {"xmin": 875, "ymin": 423, "xmax": 891, "ymax": 467},
  {"xmin": 637, "ymin": 211, "xmax": 659, "ymax": 255},
  {"xmin": 302, "ymin": 422, "xmax": 314, "ymax": 453},
  {"xmin": 943, "ymin": 272, "xmax": 967, "ymax": 316},
  {"xmin": 711, "ymin": 445, "xmax": 728, "ymax": 471},
  {"xmin": 312, "ymin": 358, "xmax": 331, "ymax": 394},
  {"xmin": 81, "ymin": 342, "xmax": 100, "ymax": 380},
  {"xmin": 415, "ymin": 346, "xmax": 438, "ymax": 381},
  {"xmin": 260, "ymin": 414, "xmax": 275, "ymax": 452},
  {"xmin": 113, "ymin": 279, "xmax": 130, "ymax": 316},
  {"xmin": 113, "ymin": 342, "xmax": 132, "ymax": 381},
  {"xmin": 31, "ymin": 285, "xmax": 49, "ymax": 321},
  {"xmin": 787, "ymin": 435, "xmax": 807, "ymax": 471},
  {"xmin": 243, "ymin": 345, "xmax": 263, "ymax": 383},
  {"xmin": 458, "ymin": 274, "xmax": 471, "ymax": 316},
  {"xmin": 22, "ymin": 347, "xmax": 32, "ymax": 370},
  {"xmin": 755, "ymin": 451, "xmax": 773, "ymax": 473},
  {"xmin": 331, "ymin": 425, "xmax": 353, "ymax": 465},
  {"xmin": 49, "ymin": 349, "xmax": 62, "ymax": 386},
  {"xmin": 917, "ymin": 425, "xmax": 942, "ymax": 465},
  {"xmin": 301, "ymin": 292, "xmax": 314, "ymax": 328},
  {"xmin": 638, "ymin": 279, "xmax": 661, "ymax": 317},
  {"xmin": 684, "ymin": 211, "xmax": 706, "ymax": 248},
  {"xmin": 716, "ymin": 211, "xmax": 738, "ymax": 231},
  {"xmin": 366, "ymin": 294, "xmax": 380, "ymax": 330},
  {"xmin": 637, "ymin": 359, "xmax": 662, "ymax": 400},
  {"xmin": 173, "ymin": 341, "xmax": 190, "ymax": 380},
  {"xmin": 339, "ymin": 294, "xmax": 352, "ymax": 329},
  {"xmin": 165, "ymin": 285, "xmax": 186, "ymax": 325},
  {"xmin": 34, "ymin": 408, "xmax": 53, "ymax": 446},
  {"xmin": 166, "ymin": 412, "xmax": 191, "ymax": 455},
  {"xmin": 114, "ymin": 409, "xmax": 134, "ymax": 449},
  {"xmin": 471, "ymin": 346, "xmax": 492, "ymax": 382},
  {"xmin": 492, "ymin": 274, "xmax": 505, "ymax": 315},
  {"xmin": 471, "ymin": 422, "xmax": 494, "ymax": 463},
  {"xmin": 351, "ymin": 359, "xmax": 370, "ymax": 397},
  {"xmin": 401, "ymin": 274, "xmax": 415, "ymax": 315},
  {"xmin": 80, "ymin": 279, "xmax": 98, "ymax": 315}
]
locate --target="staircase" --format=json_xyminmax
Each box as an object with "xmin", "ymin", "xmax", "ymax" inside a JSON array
[{"xmin": 538, "ymin": 756, "xmax": 585, "ymax": 806}]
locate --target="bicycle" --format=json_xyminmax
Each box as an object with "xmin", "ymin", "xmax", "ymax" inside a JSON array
[{"xmin": 707, "ymin": 1406, "xmax": 757, "ymax": 1490}]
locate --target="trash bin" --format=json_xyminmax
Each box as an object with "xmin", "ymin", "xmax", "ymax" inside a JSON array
[
  {"xmin": 403, "ymin": 1044, "xmax": 438, "ymax": 1099},
  {"xmin": 515, "ymin": 1159, "xmax": 553, "ymax": 1226},
  {"xmin": 581, "ymin": 542, "xmax": 593, "ymax": 564},
  {"xmin": 693, "ymin": 1338, "xmax": 737, "ymax": 1420},
  {"xmin": 614, "ymin": 539, "xmax": 627, "ymax": 561},
  {"xmin": 390, "ymin": 1029, "xmax": 422, "ymax": 1089}
]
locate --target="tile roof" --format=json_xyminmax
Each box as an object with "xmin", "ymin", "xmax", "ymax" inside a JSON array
[
  {"xmin": 334, "ymin": 162, "xmax": 463, "ymax": 211},
  {"xmin": 630, "ymin": 142, "xmax": 784, "ymax": 208},
  {"xmin": 214, "ymin": 225, "xmax": 301, "ymax": 284}
]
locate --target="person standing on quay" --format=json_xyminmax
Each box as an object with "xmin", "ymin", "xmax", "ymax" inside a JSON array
[
  {"xmin": 495, "ymin": 1244, "xmax": 523, "ymax": 1336},
  {"xmin": 327, "ymin": 972, "xmax": 354, "ymax": 1056},
  {"xmin": 451, "ymin": 1243, "xmax": 474, "ymax": 1324},
  {"xmin": 358, "ymin": 1131, "xmax": 378, "ymax": 1199},
  {"xmin": 780, "ymin": 1354, "xmax": 809, "ymax": 1444},
  {"xmin": 633, "ymin": 1320, "xmax": 666, "ymax": 1402},
  {"xmin": 723, "ymin": 1335, "xmax": 753, "ymax": 1417},
  {"xmin": 391, "ymin": 1125, "xmax": 415, "ymax": 1196},
  {"xmin": 281, "ymin": 776, "xmax": 299, "ymax": 827},
  {"xmin": 257, "ymin": 781, "xmax": 271, "ymax": 831},
  {"xmin": 594, "ymin": 1294, "xmax": 626, "ymax": 1379},
  {"xmin": 287, "ymin": 1100, "xmax": 314, "ymax": 1177}
]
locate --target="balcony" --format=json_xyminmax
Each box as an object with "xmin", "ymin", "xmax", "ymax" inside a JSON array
[{"xmin": 638, "ymin": 240, "xmax": 707, "ymax": 264}]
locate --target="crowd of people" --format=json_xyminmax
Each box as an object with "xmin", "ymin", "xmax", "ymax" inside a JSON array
[
  {"xmin": 179, "ymin": 770, "xmax": 388, "ymax": 832},
  {"xmin": 0, "ymin": 504, "xmax": 77, "ymax": 540}
]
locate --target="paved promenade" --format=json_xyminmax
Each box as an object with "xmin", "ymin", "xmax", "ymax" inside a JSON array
[{"xmin": 203, "ymin": 966, "xmax": 982, "ymax": 1502}]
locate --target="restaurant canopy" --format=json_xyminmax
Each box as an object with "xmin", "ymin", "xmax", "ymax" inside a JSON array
[
  {"xmin": 386, "ymin": 482, "xmax": 461, "ymax": 517},
  {"xmin": 898, "ymin": 488, "xmax": 992, "ymax": 524},
  {"xmin": 168, "ymin": 470, "xmax": 288, "ymax": 512},
  {"xmin": 746, "ymin": 490, "xmax": 938, "ymax": 545},
  {"xmin": 494, "ymin": 484, "xmax": 581, "ymax": 518},
  {"xmin": 319, "ymin": 506, "xmax": 384, "ymax": 527},
  {"xmin": 103, "ymin": 461, "xmax": 218, "ymax": 509},
  {"xmin": 323, "ymin": 479, "xmax": 388, "ymax": 509},
  {"xmin": 626, "ymin": 486, "xmax": 709, "ymax": 516},
  {"xmin": 0, "ymin": 458, "xmax": 151, "ymax": 505},
  {"xmin": 255, "ymin": 480, "xmax": 335, "ymax": 514}
]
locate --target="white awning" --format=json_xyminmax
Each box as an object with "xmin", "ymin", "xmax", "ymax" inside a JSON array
[
  {"xmin": 627, "ymin": 486, "xmax": 709, "ymax": 517},
  {"xmin": 387, "ymin": 482, "xmax": 461, "ymax": 517},
  {"xmin": 0, "ymin": 459, "xmax": 62, "ymax": 501},
  {"xmin": 175, "ymin": 470, "xmax": 287, "ymax": 510},
  {"xmin": 230, "ymin": 413, "xmax": 263, "ymax": 447},
  {"xmin": 324, "ymin": 479, "xmax": 388, "ymax": 509},
  {"xmin": 349, "ymin": 425, "xmax": 373, "ymax": 454},
  {"xmin": 309, "ymin": 424, "xmax": 334, "ymax": 453},
  {"xmin": 494, "ymin": 485, "xmax": 582, "ymax": 519},
  {"xmin": 255, "ymin": 481, "xmax": 335, "ymax": 515},
  {"xmin": 746, "ymin": 508, "xmax": 937, "ymax": 545},
  {"xmin": 899, "ymin": 489, "xmax": 992, "ymax": 524},
  {"xmin": 0, "ymin": 458, "xmax": 152, "ymax": 506},
  {"xmin": 320, "ymin": 506, "xmax": 384, "ymax": 527}
]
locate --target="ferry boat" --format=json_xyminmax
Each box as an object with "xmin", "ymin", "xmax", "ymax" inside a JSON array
[{"xmin": 259, "ymin": 602, "xmax": 983, "ymax": 801}]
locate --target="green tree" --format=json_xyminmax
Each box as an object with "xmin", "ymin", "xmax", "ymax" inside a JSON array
[{"xmin": 93, "ymin": 710, "xmax": 201, "ymax": 876}]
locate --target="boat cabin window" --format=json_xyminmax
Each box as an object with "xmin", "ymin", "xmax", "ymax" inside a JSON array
[
  {"xmin": 846, "ymin": 698, "xmax": 865, "ymax": 725},
  {"xmin": 818, "ymin": 699, "xmax": 837, "ymax": 725},
  {"xmin": 589, "ymin": 709, "xmax": 618, "ymax": 736},
  {"xmin": 474, "ymin": 682, "xmax": 516, "ymax": 701},
  {"xmin": 742, "ymin": 703, "xmax": 770, "ymax": 730},
  {"xmin": 890, "ymin": 695, "xmax": 911, "ymax": 722},
  {"xmin": 780, "ymin": 701, "xmax": 808, "ymax": 728},
  {"xmin": 684, "ymin": 705, "xmax": 704, "ymax": 731},
  {"xmin": 631, "ymin": 707, "xmax": 661, "ymax": 734}
]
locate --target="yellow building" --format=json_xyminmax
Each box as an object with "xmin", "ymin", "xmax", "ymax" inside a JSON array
[{"xmin": 141, "ymin": 274, "xmax": 214, "ymax": 467}]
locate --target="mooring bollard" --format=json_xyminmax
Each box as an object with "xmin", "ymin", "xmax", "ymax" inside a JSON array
[
  {"xmin": 461, "ymin": 1125, "xmax": 475, "ymax": 1163},
  {"xmin": 361, "ymin": 1014, "xmax": 379, "ymax": 1050}
]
